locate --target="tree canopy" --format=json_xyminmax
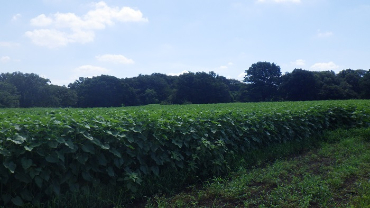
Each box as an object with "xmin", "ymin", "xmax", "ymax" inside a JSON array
[
  {"xmin": 0, "ymin": 65, "xmax": 368, "ymax": 108},
  {"xmin": 244, "ymin": 62, "xmax": 281, "ymax": 101}
]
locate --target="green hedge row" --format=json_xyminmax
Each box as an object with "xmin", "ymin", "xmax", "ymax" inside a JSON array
[{"xmin": 0, "ymin": 100, "xmax": 369, "ymax": 206}]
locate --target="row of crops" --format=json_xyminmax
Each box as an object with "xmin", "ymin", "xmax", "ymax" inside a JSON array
[{"xmin": 1, "ymin": 100, "xmax": 370, "ymax": 206}]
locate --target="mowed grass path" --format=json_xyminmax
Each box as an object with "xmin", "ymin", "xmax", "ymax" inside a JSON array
[{"xmin": 143, "ymin": 128, "xmax": 370, "ymax": 208}]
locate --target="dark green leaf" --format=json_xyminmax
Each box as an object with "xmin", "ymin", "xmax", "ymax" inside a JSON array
[
  {"xmin": 8, "ymin": 134, "xmax": 26, "ymax": 144},
  {"xmin": 20, "ymin": 189, "xmax": 33, "ymax": 202},
  {"xmin": 34, "ymin": 176, "xmax": 43, "ymax": 188},
  {"xmin": 81, "ymin": 143, "xmax": 95, "ymax": 154},
  {"xmin": 109, "ymin": 148, "xmax": 122, "ymax": 158},
  {"xmin": 77, "ymin": 153, "xmax": 88, "ymax": 164},
  {"xmin": 48, "ymin": 140, "xmax": 59, "ymax": 148},
  {"xmin": 82, "ymin": 171, "xmax": 92, "ymax": 181},
  {"xmin": 97, "ymin": 153, "xmax": 107, "ymax": 166},
  {"xmin": 11, "ymin": 196, "xmax": 24, "ymax": 206},
  {"xmin": 45, "ymin": 154, "xmax": 59, "ymax": 163},
  {"xmin": 21, "ymin": 158, "xmax": 32, "ymax": 170},
  {"xmin": 15, "ymin": 172, "xmax": 32, "ymax": 183},
  {"xmin": 151, "ymin": 166, "xmax": 159, "ymax": 176},
  {"xmin": 3, "ymin": 161, "xmax": 16, "ymax": 173},
  {"xmin": 107, "ymin": 167, "xmax": 115, "ymax": 177}
]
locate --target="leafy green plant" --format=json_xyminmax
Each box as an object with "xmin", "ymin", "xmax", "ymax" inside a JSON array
[{"xmin": 0, "ymin": 100, "xmax": 369, "ymax": 206}]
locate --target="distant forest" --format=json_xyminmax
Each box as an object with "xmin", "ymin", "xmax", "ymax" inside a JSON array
[{"xmin": 0, "ymin": 62, "xmax": 369, "ymax": 108}]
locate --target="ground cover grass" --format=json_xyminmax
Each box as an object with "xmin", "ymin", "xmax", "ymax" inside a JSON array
[{"xmin": 142, "ymin": 127, "xmax": 370, "ymax": 208}]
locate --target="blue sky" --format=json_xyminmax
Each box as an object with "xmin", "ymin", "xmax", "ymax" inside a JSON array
[{"xmin": 1, "ymin": 0, "xmax": 369, "ymax": 86}]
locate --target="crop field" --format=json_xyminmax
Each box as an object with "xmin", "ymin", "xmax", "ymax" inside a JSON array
[{"xmin": 0, "ymin": 100, "xmax": 370, "ymax": 207}]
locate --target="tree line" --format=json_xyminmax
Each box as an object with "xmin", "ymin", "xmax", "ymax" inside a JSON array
[{"xmin": 0, "ymin": 62, "xmax": 369, "ymax": 108}]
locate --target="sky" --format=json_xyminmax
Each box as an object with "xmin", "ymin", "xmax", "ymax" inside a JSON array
[{"xmin": 1, "ymin": 0, "xmax": 370, "ymax": 86}]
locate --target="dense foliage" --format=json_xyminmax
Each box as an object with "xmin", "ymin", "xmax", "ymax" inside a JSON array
[
  {"xmin": 1, "ymin": 100, "xmax": 369, "ymax": 206},
  {"xmin": 0, "ymin": 63, "xmax": 369, "ymax": 107}
]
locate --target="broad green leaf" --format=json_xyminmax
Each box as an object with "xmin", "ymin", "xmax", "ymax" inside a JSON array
[
  {"xmin": 15, "ymin": 172, "xmax": 32, "ymax": 183},
  {"xmin": 48, "ymin": 140, "xmax": 59, "ymax": 148},
  {"xmin": 77, "ymin": 153, "xmax": 88, "ymax": 164},
  {"xmin": 64, "ymin": 139, "xmax": 75, "ymax": 149},
  {"xmin": 109, "ymin": 148, "xmax": 122, "ymax": 158},
  {"xmin": 107, "ymin": 166, "xmax": 115, "ymax": 177},
  {"xmin": 151, "ymin": 166, "xmax": 159, "ymax": 176},
  {"xmin": 114, "ymin": 158, "xmax": 124, "ymax": 168},
  {"xmin": 11, "ymin": 196, "xmax": 24, "ymax": 206},
  {"xmin": 81, "ymin": 143, "xmax": 95, "ymax": 154},
  {"xmin": 21, "ymin": 158, "xmax": 32, "ymax": 170},
  {"xmin": 0, "ymin": 148, "xmax": 11, "ymax": 156},
  {"xmin": 45, "ymin": 154, "xmax": 59, "ymax": 163},
  {"xmin": 29, "ymin": 167, "xmax": 42, "ymax": 179},
  {"xmin": 82, "ymin": 132, "xmax": 94, "ymax": 141},
  {"xmin": 24, "ymin": 146, "xmax": 33, "ymax": 151},
  {"xmin": 97, "ymin": 154, "xmax": 107, "ymax": 166},
  {"xmin": 53, "ymin": 182, "xmax": 61, "ymax": 195},
  {"xmin": 34, "ymin": 176, "xmax": 43, "ymax": 188},
  {"xmin": 3, "ymin": 161, "xmax": 16, "ymax": 173},
  {"xmin": 100, "ymin": 143, "xmax": 110, "ymax": 150},
  {"xmin": 40, "ymin": 169, "xmax": 50, "ymax": 181},
  {"xmin": 82, "ymin": 171, "xmax": 92, "ymax": 181},
  {"xmin": 140, "ymin": 165, "xmax": 148, "ymax": 174},
  {"xmin": 8, "ymin": 134, "xmax": 26, "ymax": 144},
  {"xmin": 20, "ymin": 189, "xmax": 33, "ymax": 202}
]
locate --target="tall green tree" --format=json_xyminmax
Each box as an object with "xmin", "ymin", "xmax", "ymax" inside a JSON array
[
  {"xmin": 337, "ymin": 69, "xmax": 367, "ymax": 97},
  {"xmin": 279, "ymin": 69, "xmax": 318, "ymax": 101},
  {"xmin": 174, "ymin": 72, "xmax": 232, "ymax": 104},
  {"xmin": 45, "ymin": 85, "xmax": 78, "ymax": 107},
  {"xmin": 0, "ymin": 82, "xmax": 19, "ymax": 107},
  {"xmin": 244, "ymin": 62, "xmax": 281, "ymax": 101},
  {"xmin": 314, "ymin": 71, "xmax": 355, "ymax": 100},
  {"xmin": 69, "ymin": 75, "xmax": 138, "ymax": 107},
  {"xmin": 0, "ymin": 72, "xmax": 51, "ymax": 107},
  {"xmin": 125, "ymin": 73, "xmax": 175, "ymax": 105},
  {"xmin": 359, "ymin": 70, "xmax": 370, "ymax": 99}
]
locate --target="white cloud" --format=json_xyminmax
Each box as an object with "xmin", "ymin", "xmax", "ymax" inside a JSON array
[
  {"xmin": 238, "ymin": 72, "xmax": 247, "ymax": 80},
  {"xmin": 52, "ymin": 65, "xmax": 109, "ymax": 86},
  {"xmin": 168, "ymin": 70, "xmax": 189, "ymax": 76},
  {"xmin": 31, "ymin": 14, "xmax": 53, "ymax": 26},
  {"xmin": 219, "ymin": 62, "xmax": 234, "ymax": 69},
  {"xmin": 317, "ymin": 30, "xmax": 333, "ymax": 38},
  {"xmin": 0, "ymin": 42, "xmax": 20, "ymax": 48},
  {"xmin": 310, "ymin": 62, "xmax": 339, "ymax": 71},
  {"xmin": 75, "ymin": 65, "xmax": 109, "ymax": 74},
  {"xmin": 257, "ymin": 0, "xmax": 301, "ymax": 3},
  {"xmin": 291, "ymin": 59, "xmax": 305, "ymax": 66},
  {"xmin": 26, "ymin": 1, "xmax": 148, "ymax": 48},
  {"xmin": 0, "ymin": 56, "xmax": 11, "ymax": 63},
  {"xmin": 12, "ymin": 14, "xmax": 22, "ymax": 21},
  {"xmin": 25, "ymin": 29, "xmax": 71, "ymax": 48},
  {"xmin": 96, "ymin": 54, "xmax": 134, "ymax": 64}
]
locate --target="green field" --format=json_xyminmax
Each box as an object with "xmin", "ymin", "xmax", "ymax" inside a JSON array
[
  {"xmin": 0, "ymin": 100, "xmax": 370, "ymax": 207},
  {"xmin": 144, "ymin": 127, "xmax": 370, "ymax": 208}
]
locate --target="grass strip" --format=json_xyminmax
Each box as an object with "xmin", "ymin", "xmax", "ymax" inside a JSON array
[{"xmin": 143, "ymin": 127, "xmax": 370, "ymax": 208}]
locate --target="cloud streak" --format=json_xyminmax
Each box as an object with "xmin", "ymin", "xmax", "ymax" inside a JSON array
[
  {"xmin": 96, "ymin": 54, "xmax": 134, "ymax": 64},
  {"xmin": 0, "ymin": 56, "xmax": 11, "ymax": 63},
  {"xmin": 310, "ymin": 62, "xmax": 339, "ymax": 70},
  {"xmin": 0, "ymin": 42, "xmax": 20, "ymax": 48},
  {"xmin": 291, "ymin": 59, "xmax": 305, "ymax": 66},
  {"xmin": 25, "ymin": 1, "xmax": 148, "ymax": 48},
  {"xmin": 257, "ymin": 0, "xmax": 301, "ymax": 3},
  {"xmin": 12, "ymin": 14, "xmax": 22, "ymax": 21},
  {"xmin": 317, "ymin": 30, "xmax": 333, "ymax": 38}
]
